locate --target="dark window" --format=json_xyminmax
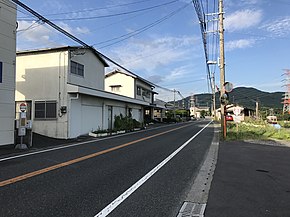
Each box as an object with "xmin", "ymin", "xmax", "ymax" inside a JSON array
[
  {"xmin": 137, "ymin": 86, "xmax": 141, "ymax": 96},
  {"xmin": 142, "ymin": 89, "xmax": 150, "ymax": 98},
  {"xmin": 0, "ymin": 62, "xmax": 2, "ymax": 83},
  {"xmin": 35, "ymin": 101, "xmax": 57, "ymax": 119},
  {"xmin": 71, "ymin": 61, "xmax": 84, "ymax": 77}
]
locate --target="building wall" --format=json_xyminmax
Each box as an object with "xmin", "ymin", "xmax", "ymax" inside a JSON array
[
  {"xmin": 135, "ymin": 79, "xmax": 153, "ymax": 103},
  {"xmin": 16, "ymin": 51, "xmax": 69, "ymax": 138},
  {"xmin": 68, "ymin": 49, "xmax": 105, "ymax": 90},
  {"xmin": 68, "ymin": 94, "xmax": 143, "ymax": 138},
  {"xmin": 105, "ymin": 73, "xmax": 135, "ymax": 98},
  {"xmin": 0, "ymin": 0, "xmax": 16, "ymax": 146},
  {"xmin": 69, "ymin": 94, "xmax": 103, "ymax": 138},
  {"xmin": 16, "ymin": 49, "xmax": 107, "ymax": 139}
]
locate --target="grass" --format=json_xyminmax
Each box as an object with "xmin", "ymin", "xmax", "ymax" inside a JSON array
[{"xmin": 226, "ymin": 121, "xmax": 290, "ymax": 141}]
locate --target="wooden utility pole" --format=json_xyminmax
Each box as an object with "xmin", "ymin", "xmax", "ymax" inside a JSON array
[
  {"xmin": 219, "ymin": 0, "xmax": 226, "ymax": 139},
  {"xmin": 212, "ymin": 73, "xmax": 216, "ymax": 120},
  {"xmin": 256, "ymin": 101, "xmax": 259, "ymax": 119},
  {"xmin": 173, "ymin": 89, "xmax": 176, "ymax": 119}
]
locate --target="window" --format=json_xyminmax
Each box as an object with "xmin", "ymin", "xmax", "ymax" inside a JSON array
[
  {"xmin": 137, "ymin": 86, "xmax": 141, "ymax": 96},
  {"xmin": 71, "ymin": 61, "xmax": 84, "ymax": 77},
  {"xmin": 110, "ymin": 85, "xmax": 121, "ymax": 92},
  {"xmin": 142, "ymin": 89, "xmax": 150, "ymax": 98},
  {"xmin": 35, "ymin": 101, "xmax": 57, "ymax": 119}
]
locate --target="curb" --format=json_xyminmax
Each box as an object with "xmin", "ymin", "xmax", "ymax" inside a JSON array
[{"xmin": 177, "ymin": 124, "xmax": 220, "ymax": 217}]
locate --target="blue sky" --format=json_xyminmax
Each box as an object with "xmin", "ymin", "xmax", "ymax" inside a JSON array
[{"xmin": 16, "ymin": 0, "xmax": 290, "ymax": 101}]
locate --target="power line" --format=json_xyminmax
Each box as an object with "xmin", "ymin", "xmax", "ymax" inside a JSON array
[
  {"xmin": 13, "ymin": 0, "xmax": 195, "ymax": 98},
  {"xmin": 18, "ymin": 0, "xmax": 156, "ymax": 19},
  {"xmin": 19, "ymin": 0, "xmax": 179, "ymax": 21},
  {"xmin": 94, "ymin": 2, "xmax": 191, "ymax": 49},
  {"xmin": 191, "ymin": 0, "xmax": 213, "ymax": 92}
]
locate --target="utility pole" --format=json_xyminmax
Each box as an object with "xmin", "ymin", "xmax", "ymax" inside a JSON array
[
  {"xmin": 256, "ymin": 101, "xmax": 259, "ymax": 119},
  {"xmin": 212, "ymin": 73, "xmax": 216, "ymax": 120},
  {"xmin": 219, "ymin": 0, "xmax": 226, "ymax": 139},
  {"xmin": 173, "ymin": 89, "xmax": 176, "ymax": 119}
]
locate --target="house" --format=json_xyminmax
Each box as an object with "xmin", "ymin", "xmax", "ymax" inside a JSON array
[
  {"xmin": 0, "ymin": 0, "xmax": 16, "ymax": 146},
  {"xmin": 15, "ymin": 46, "xmax": 151, "ymax": 139},
  {"xmin": 153, "ymin": 99, "xmax": 167, "ymax": 122},
  {"xmin": 215, "ymin": 104, "xmax": 254, "ymax": 122},
  {"xmin": 105, "ymin": 69, "xmax": 157, "ymax": 122},
  {"xmin": 190, "ymin": 106, "xmax": 210, "ymax": 119}
]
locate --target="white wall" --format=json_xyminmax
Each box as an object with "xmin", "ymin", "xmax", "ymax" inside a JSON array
[
  {"xmin": 68, "ymin": 49, "xmax": 105, "ymax": 90},
  {"xmin": 105, "ymin": 73, "xmax": 135, "ymax": 98},
  {"xmin": 69, "ymin": 95, "xmax": 103, "ymax": 138},
  {"xmin": 68, "ymin": 94, "xmax": 143, "ymax": 138},
  {"xmin": 0, "ymin": 0, "xmax": 16, "ymax": 146},
  {"xmin": 16, "ymin": 51, "xmax": 69, "ymax": 139}
]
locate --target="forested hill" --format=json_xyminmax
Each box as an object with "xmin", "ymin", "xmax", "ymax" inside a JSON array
[{"xmin": 174, "ymin": 87, "xmax": 284, "ymax": 109}]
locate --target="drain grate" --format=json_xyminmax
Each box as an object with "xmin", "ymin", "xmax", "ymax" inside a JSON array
[{"xmin": 177, "ymin": 202, "xmax": 206, "ymax": 217}]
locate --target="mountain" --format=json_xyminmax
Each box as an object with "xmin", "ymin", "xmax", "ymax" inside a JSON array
[{"xmin": 173, "ymin": 87, "xmax": 284, "ymax": 110}]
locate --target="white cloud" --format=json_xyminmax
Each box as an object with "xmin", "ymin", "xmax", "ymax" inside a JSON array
[
  {"xmin": 106, "ymin": 35, "xmax": 200, "ymax": 72},
  {"xmin": 17, "ymin": 21, "xmax": 90, "ymax": 50},
  {"xmin": 17, "ymin": 21, "xmax": 53, "ymax": 43},
  {"xmin": 225, "ymin": 39, "xmax": 256, "ymax": 51},
  {"xmin": 58, "ymin": 22, "xmax": 90, "ymax": 35},
  {"xmin": 261, "ymin": 16, "xmax": 290, "ymax": 37},
  {"xmin": 224, "ymin": 9, "xmax": 262, "ymax": 32}
]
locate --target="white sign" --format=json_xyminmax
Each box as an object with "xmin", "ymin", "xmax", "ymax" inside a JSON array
[
  {"xmin": 233, "ymin": 107, "xmax": 241, "ymax": 116},
  {"xmin": 234, "ymin": 115, "xmax": 242, "ymax": 123}
]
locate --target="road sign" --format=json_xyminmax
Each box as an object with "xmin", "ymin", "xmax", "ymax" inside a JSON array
[
  {"xmin": 233, "ymin": 107, "xmax": 241, "ymax": 116},
  {"xmin": 224, "ymin": 82, "xmax": 233, "ymax": 93},
  {"xmin": 19, "ymin": 103, "xmax": 27, "ymax": 112}
]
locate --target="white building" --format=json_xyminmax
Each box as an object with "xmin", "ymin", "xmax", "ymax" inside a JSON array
[
  {"xmin": 16, "ymin": 46, "xmax": 150, "ymax": 139},
  {"xmin": 190, "ymin": 106, "xmax": 209, "ymax": 119},
  {"xmin": 0, "ymin": 0, "xmax": 16, "ymax": 146},
  {"xmin": 105, "ymin": 69, "xmax": 157, "ymax": 121}
]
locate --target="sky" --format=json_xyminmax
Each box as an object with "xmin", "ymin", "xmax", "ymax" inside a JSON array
[{"xmin": 15, "ymin": 0, "xmax": 290, "ymax": 102}]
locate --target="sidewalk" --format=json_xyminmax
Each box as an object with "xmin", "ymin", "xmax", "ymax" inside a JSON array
[{"xmin": 205, "ymin": 140, "xmax": 290, "ymax": 217}]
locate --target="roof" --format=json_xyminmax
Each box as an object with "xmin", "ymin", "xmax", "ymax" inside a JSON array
[
  {"xmin": 105, "ymin": 69, "xmax": 155, "ymax": 88},
  {"xmin": 16, "ymin": 46, "xmax": 109, "ymax": 67},
  {"xmin": 67, "ymin": 83, "xmax": 150, "ymax": 106}
]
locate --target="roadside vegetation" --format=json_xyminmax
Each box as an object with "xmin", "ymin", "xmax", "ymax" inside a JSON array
[{"xmin": 226, "ymin": 117, "xmax": 290, "ymax": 141}]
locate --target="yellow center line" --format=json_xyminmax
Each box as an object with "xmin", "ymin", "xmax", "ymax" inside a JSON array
[{"xmin": 0, "ymin": 123, "xmax": 191, "ymax": 187}]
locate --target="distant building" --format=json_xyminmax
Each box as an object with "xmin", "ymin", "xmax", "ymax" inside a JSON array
[
  {"xmin": 190, "ymin": 106, "xmax": 210, "ymax": 119},
  {"xmin": 0, "ymin": 0, "xmax": 17, "ymax": 146},
  {"xmin": 16, "ymin": 46, "xmax": 150, "ymax": 139},
  {"xmin": 105, "ymin": 69, "xmax": 157, "ymax": 122},
  {"xmin": 153, "ymin": 99, "xmax": 167, "ymax": 122}
]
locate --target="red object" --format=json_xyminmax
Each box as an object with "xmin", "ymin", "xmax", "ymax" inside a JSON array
[{"xmin": 226, "ymin": 115, "xmax": 233, "ymax": 121}]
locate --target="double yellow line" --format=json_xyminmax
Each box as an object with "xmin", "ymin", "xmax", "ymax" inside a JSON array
[{"xmin": 0, "ymin": 124, "xmax": 191, "ymax": 187}]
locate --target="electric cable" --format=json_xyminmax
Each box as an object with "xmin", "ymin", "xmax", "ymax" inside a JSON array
[
  {"xmin": 18, "ymin": 0, "xmax": 156, "ymax": 19},
  {"xmin": 95, "ymin": 2, "xmax": 191, "ymax": 49},
  {"xmin": 19, "ymin": 0, "xmax": 179, "ymax": 21}
]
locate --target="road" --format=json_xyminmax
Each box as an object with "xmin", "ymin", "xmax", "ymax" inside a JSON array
[{"xmin": 0, "ymin": 120, "xmax": 214, "ymax": 217}]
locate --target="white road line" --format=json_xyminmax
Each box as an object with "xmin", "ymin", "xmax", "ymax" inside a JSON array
[
  {"xmin": 0, "ymin": 122, "xmax": 196, "ymax": 163},
  {"xmin": 94, "ymin": 121, "xmax": 212, "ymax": 217}
]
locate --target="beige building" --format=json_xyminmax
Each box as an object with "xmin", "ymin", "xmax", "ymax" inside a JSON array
[
  {"xmin": 105, "ymin": 69, "xmax": 157, "ymax": 121},
  {"xmin": 16, "ymin": 46, "xmax": 150, "ymax": 139},
  {"xmin": 0, "ymin": 0, "xmax": 16, "ymax": 146},
  {"xmin": 190, "ymin": 106, "xmax": 209, "ymax": 119}
]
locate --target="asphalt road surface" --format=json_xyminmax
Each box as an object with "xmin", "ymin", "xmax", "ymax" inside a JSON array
[{"xmin": 0, "ymin": 120, "xmax": 214, "ymax": 217}]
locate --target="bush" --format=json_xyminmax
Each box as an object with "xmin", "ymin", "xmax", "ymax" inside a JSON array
[{"xmin": 114, "ymin": 114, "xmax": 141, "ymax": 131}]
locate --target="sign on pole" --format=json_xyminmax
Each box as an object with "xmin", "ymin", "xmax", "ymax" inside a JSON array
[{"xmin": 19, "ymin": 103, "xmax": 27, "ymax": 112}]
